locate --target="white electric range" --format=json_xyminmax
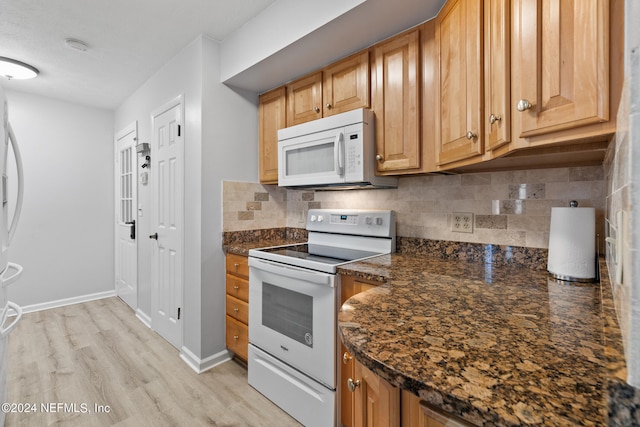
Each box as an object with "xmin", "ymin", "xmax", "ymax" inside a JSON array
[{"xmin": 247, "ymin": 209, "xmax": 396, "ymax": 427}]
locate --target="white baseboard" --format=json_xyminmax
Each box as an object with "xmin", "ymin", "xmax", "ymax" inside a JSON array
[
  {"xmin": 135, "ymin": 309, "xmax": 152, "ymax": 328},
  {"xmin": 180, "ymin": 347, "xmax": 231, "ymax": 374},
  {"xmin": 19, "ymin": 290, "xmax": 117, "ymax": 314}
]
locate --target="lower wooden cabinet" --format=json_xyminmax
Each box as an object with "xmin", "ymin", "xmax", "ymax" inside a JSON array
[
  {"xmin": 225, "ymin": 253, "xmax": 249, "ymax": 362},
  {"xmin": 353, "ymin": 360, "xmax": 400, "ymax": 427},
  {"xmin": 340, "ymin": 275, "xmax": 384, "ymax": 427},
  {"xmin": 225, "ymin": 316, "xmax": 248, "ymax": 361},
  {"xmin": 340, "ymin": 275, "xmax": 474, "ymax": 427}
]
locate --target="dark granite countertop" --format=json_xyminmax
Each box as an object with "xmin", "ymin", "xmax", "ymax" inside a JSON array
[{"xmin": 337, "ymin": 254, "xmax": 629, "ymax": 427}]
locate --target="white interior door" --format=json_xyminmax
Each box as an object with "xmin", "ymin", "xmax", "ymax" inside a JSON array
[
  {"xmin": 150, "ymin": 96, "xmax": 183, "ymax": 350},
  {"xmin": 115, "ymin": 123, "xmax": 138, "ymax": 310}
]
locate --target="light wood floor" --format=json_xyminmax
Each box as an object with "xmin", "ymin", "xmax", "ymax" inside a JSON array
[{"xmin": 5, "ymin": 297, "xmax": 302, "ymax": 426}]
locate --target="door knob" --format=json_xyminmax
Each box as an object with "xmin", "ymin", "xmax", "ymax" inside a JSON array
[
  {"xmin": 516, "ymin": 99, "xmax": 533, "ymax": 112},
  {"xmin": 149, "ymin": 232, "xmax": 158, "ymax": 240}
]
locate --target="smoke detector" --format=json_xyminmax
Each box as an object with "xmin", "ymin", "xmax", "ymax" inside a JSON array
[{"xmin": 64, "ymin": 38, "xmax": 89, "ymax": 52}]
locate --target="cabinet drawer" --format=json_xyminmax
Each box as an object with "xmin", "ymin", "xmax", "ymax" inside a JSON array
[
  {"xmin": 226, "ymin": 253, "xmax": 249, "ymax": 279},
  {"xmin": 226, "ymin": 315, "xmax": 248, "ymax": 361},
  {"xmin": 226, "ymin": 274, "xmax": 249, "ymax": 302},
  {"xmin": 226, "ymin": 294, "xmax": 249, "ymax": 324}
]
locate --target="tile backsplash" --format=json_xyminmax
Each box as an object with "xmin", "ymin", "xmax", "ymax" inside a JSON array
[{"xmin": 223, "ymin": 165, "xmax": 605, "ymax": 251}]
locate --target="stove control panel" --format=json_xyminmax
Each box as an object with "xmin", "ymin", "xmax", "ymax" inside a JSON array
[{"xmin": 307, "ymin": 209, "xmax": 395, "ymax": 238}]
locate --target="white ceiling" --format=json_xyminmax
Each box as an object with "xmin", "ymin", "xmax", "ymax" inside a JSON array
[
  {"xmin": 0, "ymin": 0, "xmax": 446, "ymax": 111},
  {"xmin": 0, "ymin": 0, "xmax": 276, "ymax": 110}
]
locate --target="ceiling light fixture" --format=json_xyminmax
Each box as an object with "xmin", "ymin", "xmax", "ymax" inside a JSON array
[
  {"xmin": 64, "ymin": 38, "xmax": 89, "ymax": 52},
  {"xmin": 0, "ymin": 57, "xmax": 39, "ymax": 80}
]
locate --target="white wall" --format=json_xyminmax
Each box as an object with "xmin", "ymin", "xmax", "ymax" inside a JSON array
[
  {"xmin": 5, "ymin": 90, "xmax": 114, "ymax": 306},
  {"xmin": 115, "ymin": 36, "xmax": 203, "ymax": 354},
  {"xmin": 201, "ymin": 36, "xmax": 259, "ymax": 357},
  {"xmin": 115, "ymin": 35, "xmax": 259, "ymax": 365}
]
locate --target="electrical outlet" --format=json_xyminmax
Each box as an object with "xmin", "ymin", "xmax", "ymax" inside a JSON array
[{"xmin": 452, "ymin": 212, "xmax": 474, "ymax": 233}]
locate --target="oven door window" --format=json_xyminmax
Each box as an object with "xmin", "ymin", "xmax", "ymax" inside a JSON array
[{"xmin": 262, "ymin": 282, "xmax": 313, "ymax": 347}]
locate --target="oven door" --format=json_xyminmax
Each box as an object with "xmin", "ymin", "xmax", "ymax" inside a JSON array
[
  {"xmin": 278, "ymin": 127, "xmax": 346, "ymax": 187},
  {"xmin": 249, "ymin": 257, "xmax": 336, "ymax": 388}
]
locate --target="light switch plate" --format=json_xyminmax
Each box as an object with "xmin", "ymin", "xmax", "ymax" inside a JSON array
[{"xmin": 452, "ymin": 212, "xmax": 474, "ymax": 233}]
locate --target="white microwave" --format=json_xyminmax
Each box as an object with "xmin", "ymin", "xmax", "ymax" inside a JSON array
[{"xmin": 277, "ymin": 108, "xmax": 397, "ymax": 189}]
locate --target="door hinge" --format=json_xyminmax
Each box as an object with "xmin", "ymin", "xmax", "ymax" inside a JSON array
[
  {"xmin": 177, "ymin": 307, "xmax": 181, "ymax": 320},
  {"xmin": 178, "ymin": 124, "xmax": 181, "ymax": 137}
]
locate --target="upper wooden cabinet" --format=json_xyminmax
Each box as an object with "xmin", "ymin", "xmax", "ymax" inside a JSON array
[
  {"xmin": 258, "ymin": 87, "xmax": 286, "ymax": 184},
  {"xmin": 287, "ymin": 51, "xmax": 371, "ymax": 127},
  {"xmin": 322, "ymin": 51, "xmax": 370, "ymax": 116},
  {"xmin": 434, "ymin": 0, "xmax": 484, "ymax": 165},
  {"xmin": 372, "ymin": 29, "xmax": 422, "ymax": 174},
  {"xmin": 286, "ymin": 72, "xmax": 323, "ymax": 127},
  {"xmin": 511, "ymin": 0, "xmax": 610, "ymax": 139},
  {"xmin": 484, "ymin": 0, "xmax": 511, "ymax": 152}
]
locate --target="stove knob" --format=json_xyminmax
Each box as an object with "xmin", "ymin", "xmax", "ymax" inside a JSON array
[
  {"xmin": 317, "ymin": 215, "xmax": 324, "ymax": 222},
  {"xmin": 376, "ymin": 217, "xmax": 383, "ymax": 225},
  {"xmin": 310, "ymin": 215, "xmax": 317, "ymax": 222}
]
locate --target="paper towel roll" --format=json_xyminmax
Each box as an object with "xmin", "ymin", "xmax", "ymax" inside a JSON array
[{"xmin": 547, "ymin": 207, "xmax": 596, "ymax": 281}]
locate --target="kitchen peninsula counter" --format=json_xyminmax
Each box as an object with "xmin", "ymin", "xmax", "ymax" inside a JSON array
[{"xmin": 337, "ymin": 253, "xmax": 630, "ymax": 426}]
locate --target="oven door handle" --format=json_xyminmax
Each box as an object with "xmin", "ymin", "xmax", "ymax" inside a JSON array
[{"xmin": 249, "ymin": 258, "xmax": 334, "ymax": 287}]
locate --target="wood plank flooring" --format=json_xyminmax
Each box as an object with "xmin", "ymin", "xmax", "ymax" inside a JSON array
[{"xmin": 5, "ymin": 297, "xmax": 302, "ymax": 426}]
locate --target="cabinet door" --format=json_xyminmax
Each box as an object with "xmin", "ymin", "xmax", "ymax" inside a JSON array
[
  {"xmin": 286, "ymin": 72, "xmax": 323, "ymax": 126},
  {"xmin": 226, "ymin": 315, "xmax": 248, "ymax": 361},
  {"xmin": 372, "ymin": 29, "xmax": 421, "ymax": 173},
  {"xmin": 435, "ymin": 0, "xmax": 483, "ymax": 165},
  {"xmin": 353, "ymin": 360, "xmax": 400, "ymax": 427},
  {"xmin": 512, "ymin": 0, "xmax": 609, "ymax": 137},
  {"xmin": 340, "ymin": 276, "xmax": 382, "ymax": 427},
  {"xmin": 323, "ymin": 51, "xmax": 370, "ymax": 116},
  {"xmin": 258, "ymin": 87, "xmax": 285, "ymax": 184},
  {"xmin": 484, "ymin": 0, "xmax": 511, "ymax": 152}
]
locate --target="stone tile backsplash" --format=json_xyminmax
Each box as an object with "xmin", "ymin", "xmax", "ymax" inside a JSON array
[{"xmin": 223, "ymin": 164, "xmax": 605, "ymax": 251}]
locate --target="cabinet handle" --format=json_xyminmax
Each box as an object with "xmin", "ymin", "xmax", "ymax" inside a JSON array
[
  {"xmin": 343, "ymin": 351, "xmax": 352, "ymax": 365},
  {"xmin": 375, "ymin": 154, "xmax": 383, "ymax": 162},
  {"xmin": 314, "ymin": 106, "xmax": 320, "ymax": 113},
  {"xmin": 489, "ymin": 114, "xmax": 502, "ymax": 124},
  {"xmin": 516, "ymin": 99, "xmax": 533, "ymax": 112},
  {"xmin": 325, "ymin": 103, "xmax": 332, "ymax": 110},
  {"xmin": 347, "ymin": 378, "xmax": 361, "ymax": 392},
  {"xmin": 465, "ymin": 131, "xmax": 477, "ymax": 140}
]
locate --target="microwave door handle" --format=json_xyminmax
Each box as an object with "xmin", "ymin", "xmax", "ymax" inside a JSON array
[{"xmin": 335, "ymin": 132, "xmax": 345, "ymax": 176}]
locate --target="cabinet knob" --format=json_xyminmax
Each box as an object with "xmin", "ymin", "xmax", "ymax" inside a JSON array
[
  {"xmin": 343, "ymin": 351, "xmax": 352, "ymax": 365},
  {"xmin": 325, "ymin": 103, "xmax": 332, "ymax": 110},
  {"xmin": 233, "ymin": 307, "xmax": 239, "ymax": 312},
  {"xmin": 465, "ymin": 131, "xmax": 477, "ymax": 140},
  {"xmin": 347, "ymin": 378, "xmax": 361, "ymax": 392},
  {"xmin": 233, "ymin": 262, "xmax": 239, "ymax": 271},
  {"xmin": 516, "ymin": 99, "xmax": 533, "ymax": 112},
  {"xmin": 489, "ymin": 114, "xmax": 502, "ymax": 124},
  {"xmin": 314, "ymin": 106, "xmax": 320, "ymax": 113},
  {"xmin": 375, "ymin": 154, "xmax": 383, "ymax": 162},
  {"xmin": 233, "ymin": 335, "xmax": 239, "ymax": 341},
  {"xmin": 233, "ymin": 285, "xmax": 239, "ymax": 290}
]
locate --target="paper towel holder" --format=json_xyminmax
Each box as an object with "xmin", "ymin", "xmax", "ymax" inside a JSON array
[{"xmin": 547, "ymin": 200, "xmax": 597, "ymax": 283}]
